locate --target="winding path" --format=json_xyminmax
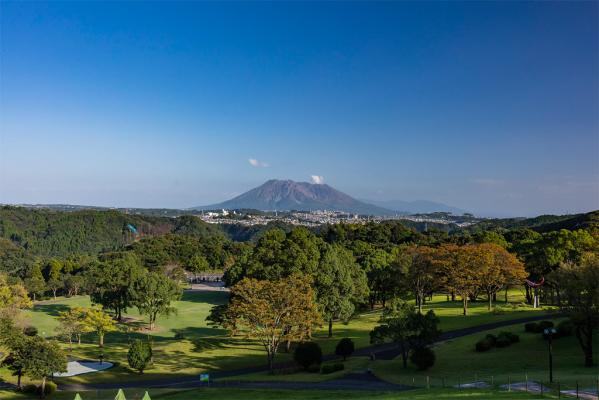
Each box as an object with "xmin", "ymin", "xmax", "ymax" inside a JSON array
[{"xmin": 58, "ymin": 312, "xmax": 560, "ymax": 392}]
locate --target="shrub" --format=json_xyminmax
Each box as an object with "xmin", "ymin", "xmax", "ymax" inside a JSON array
[
  {"xmin": 23, "ymin": 326, "xmax": 38, "ymax": 337},
  {"xmin": 42, "ymin": 381, "xmax": 57, "ymax": 395},
  {"xmin": 496, "ymin": 332, "xmax": 518, "ymax": 347},
  {"xmin": 335, "ymin": 338, "xmax": 355, "ymax": 361},
  {"xmin": 22, "ymin": 384, "xmax": 37, "ymax": 394},
  {"xmin": 305, "ymin": 364, "xmax": 321, "ymax": 373},
  {"xmin": 294, "ymin": 342, "xmax": 322, "ymax": 370},
  {"xmin": 127, "ymin": 339, "xmax": 153, "ymax": 374},
  {"xmin": 410, "ymin": 347, "xmax": 436, "ymax": 370},
  {"xmin": 556, "ymin": 320, "xmax": 573, "ymax": 338},
  {"xmin": 475, "ymin": 338, "xmax": 493, "ymax": 352},
  {"xmin": 321, "ymin": 363, "xmax": 344, "ymax": 374},
  {"xmin": 538, "ymin": 321, "xmax": 554, "ymax": 331},
  {"xmin": 524, "ymin": 322, "xmax": 540, "ymax": 333},
  {"xmin": 485, "ymin": 334, "xmax": 497, "ymax": 346}
]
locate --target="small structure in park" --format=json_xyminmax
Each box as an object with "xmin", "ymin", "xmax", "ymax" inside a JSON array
[{"xmin": 525, "ymin": 277, "xmax": 544, "ymax": 308}]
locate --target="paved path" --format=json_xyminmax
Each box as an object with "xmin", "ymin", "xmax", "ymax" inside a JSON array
[{"xmin": 58, "ymin": 312, "xmax": 561, "ymax": 392}]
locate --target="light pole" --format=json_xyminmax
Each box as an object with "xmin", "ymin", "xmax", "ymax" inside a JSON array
[{"xmin": 544, "ymin": 327, "xmax": 557, "ymax": 383}]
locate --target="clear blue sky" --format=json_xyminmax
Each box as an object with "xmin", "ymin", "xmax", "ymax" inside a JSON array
[{"xmin": 1, "ymin": 1, "xmax": 597, "ymax": 217}]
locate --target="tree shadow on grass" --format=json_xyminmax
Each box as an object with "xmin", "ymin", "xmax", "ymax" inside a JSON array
[
  {"xmin": 179, "ymin": 291, "xmax": 229, "ymax": 306},
  {"xmin": 33, "ymin": 303, "xmax": 71, "ymax": 317}
]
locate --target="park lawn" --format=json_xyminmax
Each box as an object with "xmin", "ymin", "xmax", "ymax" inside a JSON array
[
  {"xmin": 372, "ymin": 319, "xmax": 598, "ymax": 389},
  {"xmin": 218, "ymin": 356, "xmax": 371, "ymax": 382},
  {"xmin": 0, "ymin": 387, "xmax": 549, "ymax": 400},
  {"xmin": 1, "ymin": 288, "xmax": 553, "ymax": 386}
]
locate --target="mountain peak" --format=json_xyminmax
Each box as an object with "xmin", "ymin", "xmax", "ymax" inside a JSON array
[{"xmin": 193, "ymin": 179, "xmax": 393, "ymax": 215}]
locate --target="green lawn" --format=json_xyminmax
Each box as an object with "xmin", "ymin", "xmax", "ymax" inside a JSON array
[
  {"xmin": 372, "ymin": 319, "xmax": 598, "ymax": 388},
  {"xmin": 0, "ymin": 288, "xmax": 554, "ymax": 387},
  {"xmin": 0, "ymin": 387, "xmax": 550, "ymax": 400}
]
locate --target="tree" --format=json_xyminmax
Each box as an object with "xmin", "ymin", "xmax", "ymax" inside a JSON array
[
  {"xmin": 24, "ymin": 262, "xmax": 46, "ymax": 301},
  {"xmin": 21, "ymin": 336, "xmax": 67, "ymax": 398},
  {"xmin": 225, "ymin": 275, "xmax": 322, "ymax": 372},
  {"xmin": 127, "ymin": 339, "xmax": 153, "ymax": 373},
  {"xmin": 555, "ymin": 254, "xmax": 599, "ymax": 367},
  {"xmin": 56, "ymin": 307, "xmax": 90, "ymax": 349},
  {"xmin": 45, "ymin": 259, "xmax": 63, "ymax": 300},
  {"xmin": 185, "ymin": 254, "xmax": 209, "ymax": 280},
  {"xmin": 63, "ymin": 274, "xmax": 85, "ymax": 297},
  {"xmin": 0, "ymin": 273, "xmax": 33, "ymax": 319},
  {"xmin": 87, "ymin": 252, "xmax": 145, "ymax": 320},
  {"xmin": 0, "ymin": 318, "xmax": 29, "ymax": 389},
  {"xmin": 476, "ymin": 243, "xmax": 527, "ymax": 309},
  {"xmin": 133, "ymin": 272, "xmax": 181, "ymax": 330},
  {"xmin": 315, "ymin": 244, "xmax": 368, "ymax": 337},
  {"xmin": 83, "ymin": 308, "xmax": 117, "ymax": 348},
  {"xmin": 406, "ymin": 246, "xmax": 439, "ymax": 314},
  {"xmin": 335, "ymin": 338, "xmax": 355, "ymax": 361},
  {"xmin": 293, "ymin": 341, "xmax": 322, "ymax": 370},
  {"xmin": 438, "ymin": 244, "xmax": 482, "ymax": 315},
  {"xmin": 370, "ymin": 299, "xmax": 440, "ymax": 368}
]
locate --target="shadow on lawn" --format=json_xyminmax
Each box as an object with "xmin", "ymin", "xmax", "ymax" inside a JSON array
[
  {"xmin": 33, "ymin": 303, "xmax": 71, "ymax": 316},
  {"xmin": 179, "ymin": 290, "xmax": 229, "ymax": 306}
]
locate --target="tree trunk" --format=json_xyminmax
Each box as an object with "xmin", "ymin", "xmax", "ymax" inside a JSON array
[
  {"xmin": 451, "ymin": 291, "xmax": 455, "ymax": 301},
  {"xmin": 16, "ymin": 370, "xmax": 22, "ymax": 389},
  {"xmin": 463, "ymin": 296, "xmax": 468, "ymax": 316},
  {"xmin": 505, "ymin": 286, "xmax": 509, "ymax": 303},
  {"xmin": 267, "ymin": 352, "xmax": 275, "ymax": 374},
  {"xmin": 41, "ymin": 376, "xmax": 46, "ymax": 398},
  {"xmin": 328, "ymin": 319, "xmax": 333, "ymax": 338},
  {"xmin": 401, "ymin": 344, "xmax": 408, "ymax": 368},
  {"xmin": 487, "ymin": 290, "xmax": 493, "ymax": 310},
  {"xmin": 77, "ymin": 334, "xmax": 81, "ymax": 345},
  {"xmin": 52, "ymin": 289, "xmax": 57, "ymax": 300},
  {"xmin": 99, "ymin": 333, "xmax": 104, "ymax": 347}
]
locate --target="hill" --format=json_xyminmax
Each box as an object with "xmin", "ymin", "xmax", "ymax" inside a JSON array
[{"xmin": 193, "ymin": 179, "xmax": 395, "ymax": 216}]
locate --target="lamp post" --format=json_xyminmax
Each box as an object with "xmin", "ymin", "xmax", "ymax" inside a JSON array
[{"xmin": 544, "ymin": 327, "xmax": 557, "ymax": 383}]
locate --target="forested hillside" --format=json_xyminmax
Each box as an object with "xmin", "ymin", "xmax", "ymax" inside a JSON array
[
  {"xmin": 0, "ymin": 206, "xmax": 222, "ymax": 257},
  {"xmin": 468, "ymin": 211, "xmax": 599, "ymax": 234}
]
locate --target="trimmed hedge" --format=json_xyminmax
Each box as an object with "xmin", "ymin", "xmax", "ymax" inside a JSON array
[
  {"xmin": 556, "ymin": 320, "xmax": 573, "ymax": 338},
  {"xmin": 294, "ymin": 342, "xmax": 323, "ymax": 370},
  {"xmin": 410, "ymin": 347, "xmax": 436, "ymax": 370},
  {"xmin": 475, "ymin": 338, "xmax": 493, "ymax": 352},
  {"xmin": 475, "ymin": 331, "xmax": 519, "ymax": 351},
  {"xmin": 321, "ymin": 363, "xmax": 344, "ymax": 374}
]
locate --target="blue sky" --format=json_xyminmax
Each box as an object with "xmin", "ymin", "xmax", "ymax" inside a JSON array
[{"xmin": 1, "ymin": 1, "xmax": 597, "ymax": 216}]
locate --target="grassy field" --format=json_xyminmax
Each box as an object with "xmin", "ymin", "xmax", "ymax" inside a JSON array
[
  {"xmin": 372, "ymin": 319, "xmax": 598, "ymax": 388},
  {"xmin": 0, "ymin": 288, "xmax": 554, "ymax": 387},
  {"xmin": 0, "ymin": 387, "xmax": 551, "ymax": 400}
]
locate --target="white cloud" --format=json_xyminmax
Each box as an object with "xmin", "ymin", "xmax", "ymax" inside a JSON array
[
  {"xmin": 248, "ymin": 158, "xmax": 269, "ymax": 168},
  {"xmin": 311, "ymin": 175, "xmax": 324, "ymax": 184}
]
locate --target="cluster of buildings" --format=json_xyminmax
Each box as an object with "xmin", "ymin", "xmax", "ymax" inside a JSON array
[{"xmin": 198, "ymin": 209, "xmax": 477, "ymax": 228}]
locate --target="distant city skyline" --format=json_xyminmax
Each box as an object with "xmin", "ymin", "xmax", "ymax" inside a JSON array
[{"xmin": 1, "ymin": 1, "xmax": 597, "ymax": 217}]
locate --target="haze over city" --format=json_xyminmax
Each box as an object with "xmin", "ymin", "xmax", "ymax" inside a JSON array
[{"xmin": 1, "ymin": 1, "xmax": 597, "ymax": 216}]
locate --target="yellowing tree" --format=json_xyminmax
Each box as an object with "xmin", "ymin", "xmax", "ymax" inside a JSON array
[
  {"xmin": 83, "ymin": 308, "xmax": 117, "ymax": 348},
  {"xmin": 226, "ymin": 275, "xmax": 321, "ymax": 372},
  {"xmin": 0, "ymin": 274, "xmax": 33, "ymax": 319},
  {"xmin": 476, "ymin": 243, "xmax": 527, "ymax": 310}
]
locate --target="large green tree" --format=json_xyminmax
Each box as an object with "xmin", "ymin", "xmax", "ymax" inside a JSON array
[
  {"xmin": 133, "ymin": 272, "xmax": 182, "ymax": 330},
  {"xmin": 315, "ymin": 244, "xmax": 368, "ymax": 337},
  {"xmin": 86, "ymin": 252, "xmax": 145, "ymax": 320}
]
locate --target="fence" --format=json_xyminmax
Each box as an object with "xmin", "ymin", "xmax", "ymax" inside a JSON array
[{"xmin": 395, "ymin": 373, "xmax": 599, "ymax": 399}]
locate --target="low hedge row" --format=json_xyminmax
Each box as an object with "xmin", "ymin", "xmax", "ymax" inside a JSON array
[{"xmin": 475, "ymin": 331, "xmax": 519, "ymax": 352}]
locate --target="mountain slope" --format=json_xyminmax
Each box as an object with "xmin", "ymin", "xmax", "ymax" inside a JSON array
[
  {"xmin": 193, "ymin": 179, "xmax": 394, "ymax": 215},
  {"xmin": 362, "ymin": 199, "xmax": 467, "ymax": 215}
]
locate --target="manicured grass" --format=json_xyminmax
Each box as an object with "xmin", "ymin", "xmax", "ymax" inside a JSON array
[
  {"xmin": 1, "ymin": 288, "xmax": 554, "ymax": 386},
  {"xmin": 372, "ymin": 319, "xmax": 598, "ymax": 388},
  {"xmin": 0, "ymin": 387, "xmax": 549, "ymax": 400}
]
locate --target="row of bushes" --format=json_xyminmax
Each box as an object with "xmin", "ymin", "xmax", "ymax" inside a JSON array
[
  {"xmin": 475, "ymin": 331, "xmax": 519, "ymax": 352},
  {"xmin": 524, "ymin": 320, "xmax": 573, "ymax": 338},
  {"xmin": 21, "ymin": 381, "xmax": 57, "ymax": 396}
]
